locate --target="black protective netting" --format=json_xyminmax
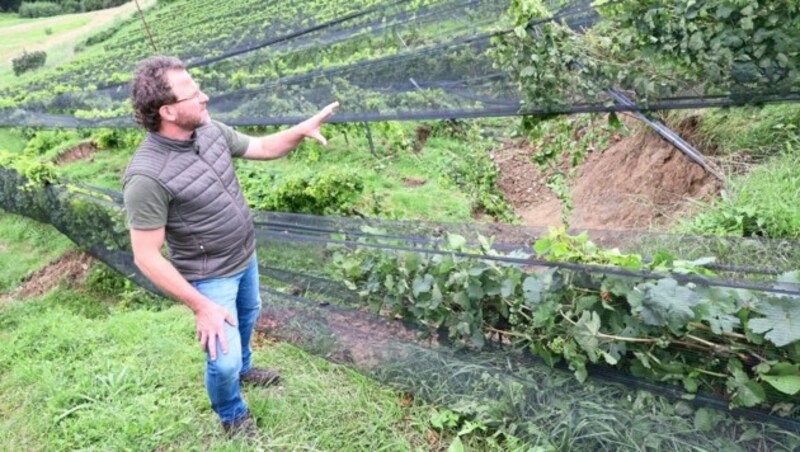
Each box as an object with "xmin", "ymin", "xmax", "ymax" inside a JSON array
[
  {"xmin": 2, "ymin": 0, "xmax": 798, "ymax": 127},
  {"xmin": 3, "ymin": 167, "xmax": 800, "ymax": 449},
  {"xmin": 259, "ymin": 289, "xmax": 800, "ymax": 449}
]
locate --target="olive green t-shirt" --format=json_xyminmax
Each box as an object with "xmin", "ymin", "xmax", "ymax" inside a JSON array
[{"xmin": 123, "ymin": 120, "xmax": 250, "ymax": 230}]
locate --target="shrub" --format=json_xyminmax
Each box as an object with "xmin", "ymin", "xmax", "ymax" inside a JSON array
[
  {"xmin": 80, "ymin": 0, "xmax": 127, "ymax": 12},
  {"xmin": 12, "ymin": 50, "xmax": 47, "ymax": 76},
  {"xmin": 61, "ymin": 0, "xmax": 81, "ymax": 13},
  {"xmin": 91, "ymin": 128, "xmax": 143, "ymax": 149},
  {"xmin": 74, "ymin": 24, "xmax": 120, "ymax": 52},
  {"xmin": 18, "ymin": 1, "xmax": 62, "ymax": 18},
  {"xmin": 23, "ymin": 128, "xmax": 80, "ymax": 157},
  {"xmin": 239, "ymin": 167, "xmax": 364, "ymax": 215},
  {"xmin": 1, "ymin": 0, "xmax": 24, "ymax": 13},
  {"xmin": 80, "ymin": 0, "xmax": 102, "ymax": 9}
]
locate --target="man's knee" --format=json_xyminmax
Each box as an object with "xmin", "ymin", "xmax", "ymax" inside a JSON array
[{"xmin": 209, "ymin": 351, "xmax": 243, "ymax": 382}]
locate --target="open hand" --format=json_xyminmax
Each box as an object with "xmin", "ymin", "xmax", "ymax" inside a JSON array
[
  {"xmin": 195, "ymin": 303, "xmax": 237, "ymax": 361},
  {"xmin": 299, "ymin": 101, "xmax": 339, "ymax": 146}
]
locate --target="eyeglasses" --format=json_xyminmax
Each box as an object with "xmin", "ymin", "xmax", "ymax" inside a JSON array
[{"xmin": 171, "ymin": 90, "xmax": 202, "ymax": 104}]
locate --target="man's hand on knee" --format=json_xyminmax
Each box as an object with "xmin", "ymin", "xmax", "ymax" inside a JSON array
[{"xmin": 195, "ymin": 303, "xmax": 237, "ymax": 360}]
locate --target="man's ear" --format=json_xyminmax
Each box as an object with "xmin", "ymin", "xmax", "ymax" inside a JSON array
[{"xmin": 159, "ymin": 104, "xmax": 175, "ymax": 123}]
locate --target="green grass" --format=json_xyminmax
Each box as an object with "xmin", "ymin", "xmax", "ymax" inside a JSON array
[
  {"xmin": 0, "ymin": 12, "xmax": 35, "ymax": 27},
  {"xmin": 679, "ymin": 148, "xmax": 800, "ymax": 239},
  {"xmin": 58, "ymin": 146, "xmax": 133, "ymax": 190},
  {"xmin": 0, "ymin": 213, "xmax": 73, "ymax": 293},
  {"xmin": 0, "ymin": 16, "xmax": 90, "ymax": 53},
  {"xmin": 0, "ymin": 14, "xmax": 91, "ymax": 85},
  {"xmin": 0, "ymin": 129, "xmax": 26, "ymax": 152},
  {"xmin": 0, "ymin": 14, "xmax": 91, "ymax": 83},
  {"xmin": 659, "ymin": 104, "xmax": 800, "ymax": 239},
  {"xmin": 664, "ymin": 104, "xmax": 800, "ymax": 159},
  {"xmin": 0, "ymin": 284, "xmax": 513, "ymax": 450}
]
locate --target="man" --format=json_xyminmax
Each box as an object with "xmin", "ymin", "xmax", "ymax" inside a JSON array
[{"xmin": 123, "ymin": 55, "xmax": 337, "ymax": 436}]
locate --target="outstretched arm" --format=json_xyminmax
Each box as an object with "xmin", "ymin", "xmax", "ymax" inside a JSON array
[
  {"xmin": 130, "ymin": 227, "xmax": 235, "ymax": 361},
  {"xmin": 242, "ymin": 101, "xmax": 339, "ymax": 160}
]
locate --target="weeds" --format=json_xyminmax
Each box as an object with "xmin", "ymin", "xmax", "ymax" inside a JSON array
[{"xmin": 680, "ymin": 147, "xmax": 800, "ymax": 238}]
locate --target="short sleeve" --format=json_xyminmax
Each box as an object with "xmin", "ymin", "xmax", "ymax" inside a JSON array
[
  {"xmin": 212, "ymin": 120, "xmax": 251, "ymax": 157},
  {"xmin": 123, "ymin": 175, "xmax": 172, "ymax": 230}
]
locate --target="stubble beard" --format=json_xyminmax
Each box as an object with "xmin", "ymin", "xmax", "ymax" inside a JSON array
[{"xmin": 175, "ymin": 109, "xmax": 209, "ymax": 132}]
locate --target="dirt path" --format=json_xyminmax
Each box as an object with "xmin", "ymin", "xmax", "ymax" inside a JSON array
[{"xmin": 0, "ymin": 0, "xmax": 155, "ymax": 62}]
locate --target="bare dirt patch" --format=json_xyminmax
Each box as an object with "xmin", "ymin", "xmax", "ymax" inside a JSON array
[
  {"xmin": 0, "ymin": 249, "xmax": 93, "ymax": 304},
  {"xmin": 401, "ymin": 177, "xmax": 427, "ymax": 187},
  {"xmin": 492, "ymin": 125, "xmax": 722, "ymax": 230},
  {"xmin": 54, "ymin": 140, "xmax": 100, "ymax": 165},
  {"xmin": 490, "ymin": 139, "xmax": 559, "ymax": 210},
  {"xmin": 414, "ymin": 125, "xmax": 431, "ymax": 153}
]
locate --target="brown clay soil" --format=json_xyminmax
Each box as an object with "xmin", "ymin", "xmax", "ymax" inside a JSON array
[
  {"xmin": 0, "ymin": 249, "xmax": 93, "ymax": 304},
  {"xmin": 492, "ymin": 122, "xmax": 723, "ymax": 230},
  {"xmin": 54, "ymin": 140, "xmax": 101, "ymax": 164}
]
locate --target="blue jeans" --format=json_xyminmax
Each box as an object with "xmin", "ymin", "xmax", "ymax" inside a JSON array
[{"xmin": 190, "ymin": 254, "xmax": 261, "ymax": 423}]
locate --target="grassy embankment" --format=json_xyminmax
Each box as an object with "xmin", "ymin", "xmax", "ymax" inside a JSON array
[{"xmin": 667, "ymin": 104, "xmax": 800, "ymax": 238}]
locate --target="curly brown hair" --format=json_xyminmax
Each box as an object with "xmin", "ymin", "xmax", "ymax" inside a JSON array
[{"xmin": 130, "ymin": 56, "xmax": 185, "ymax": 132}]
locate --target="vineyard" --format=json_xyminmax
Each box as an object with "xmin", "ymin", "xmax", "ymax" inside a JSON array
[
  {"xmin": 1, "ymin": 0, "xmax": 800, "ymax": 450},
  {"xmin": 1, "ymin": 0, "xmax": 797, "ymax": 126}
]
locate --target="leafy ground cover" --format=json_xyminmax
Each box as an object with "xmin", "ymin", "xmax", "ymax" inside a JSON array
[{"xmin": 0, "ymin": 128, "xmax": 26, "ymax": 151}]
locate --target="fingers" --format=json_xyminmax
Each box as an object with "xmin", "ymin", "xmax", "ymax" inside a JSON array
[
  {"xmin": 200, "ymin": 330, "xmax": 215, "ymax": 360},
  {"xmin": 224, "ymin": 310, "xmax": 238, "ymax": 327},
  {"xmin": 218, "ymin": 332, "xmax": 229, "ymax": 356},
  {"xmin": 310, "ymin": 131, "xmax": 328, "ymax": 147},
  {"xmin": 197, "ymin": 307, "xmax": 235, "ymax": 361},
  {"xmin": 201, "ymin": 330, "xmax": 229, "ymax": 361},
  {"xmin": 324, "ymin": 101, "xmax": 340, "ymax": 114},
  {"xmin": 315, "ymin": 101, "xmax": 339, "ymax": 122}
]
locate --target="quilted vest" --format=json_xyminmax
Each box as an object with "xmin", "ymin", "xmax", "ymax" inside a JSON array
[{"xmin": 122, "ymin": 123, "xmax": 255, "ymax": 281}]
